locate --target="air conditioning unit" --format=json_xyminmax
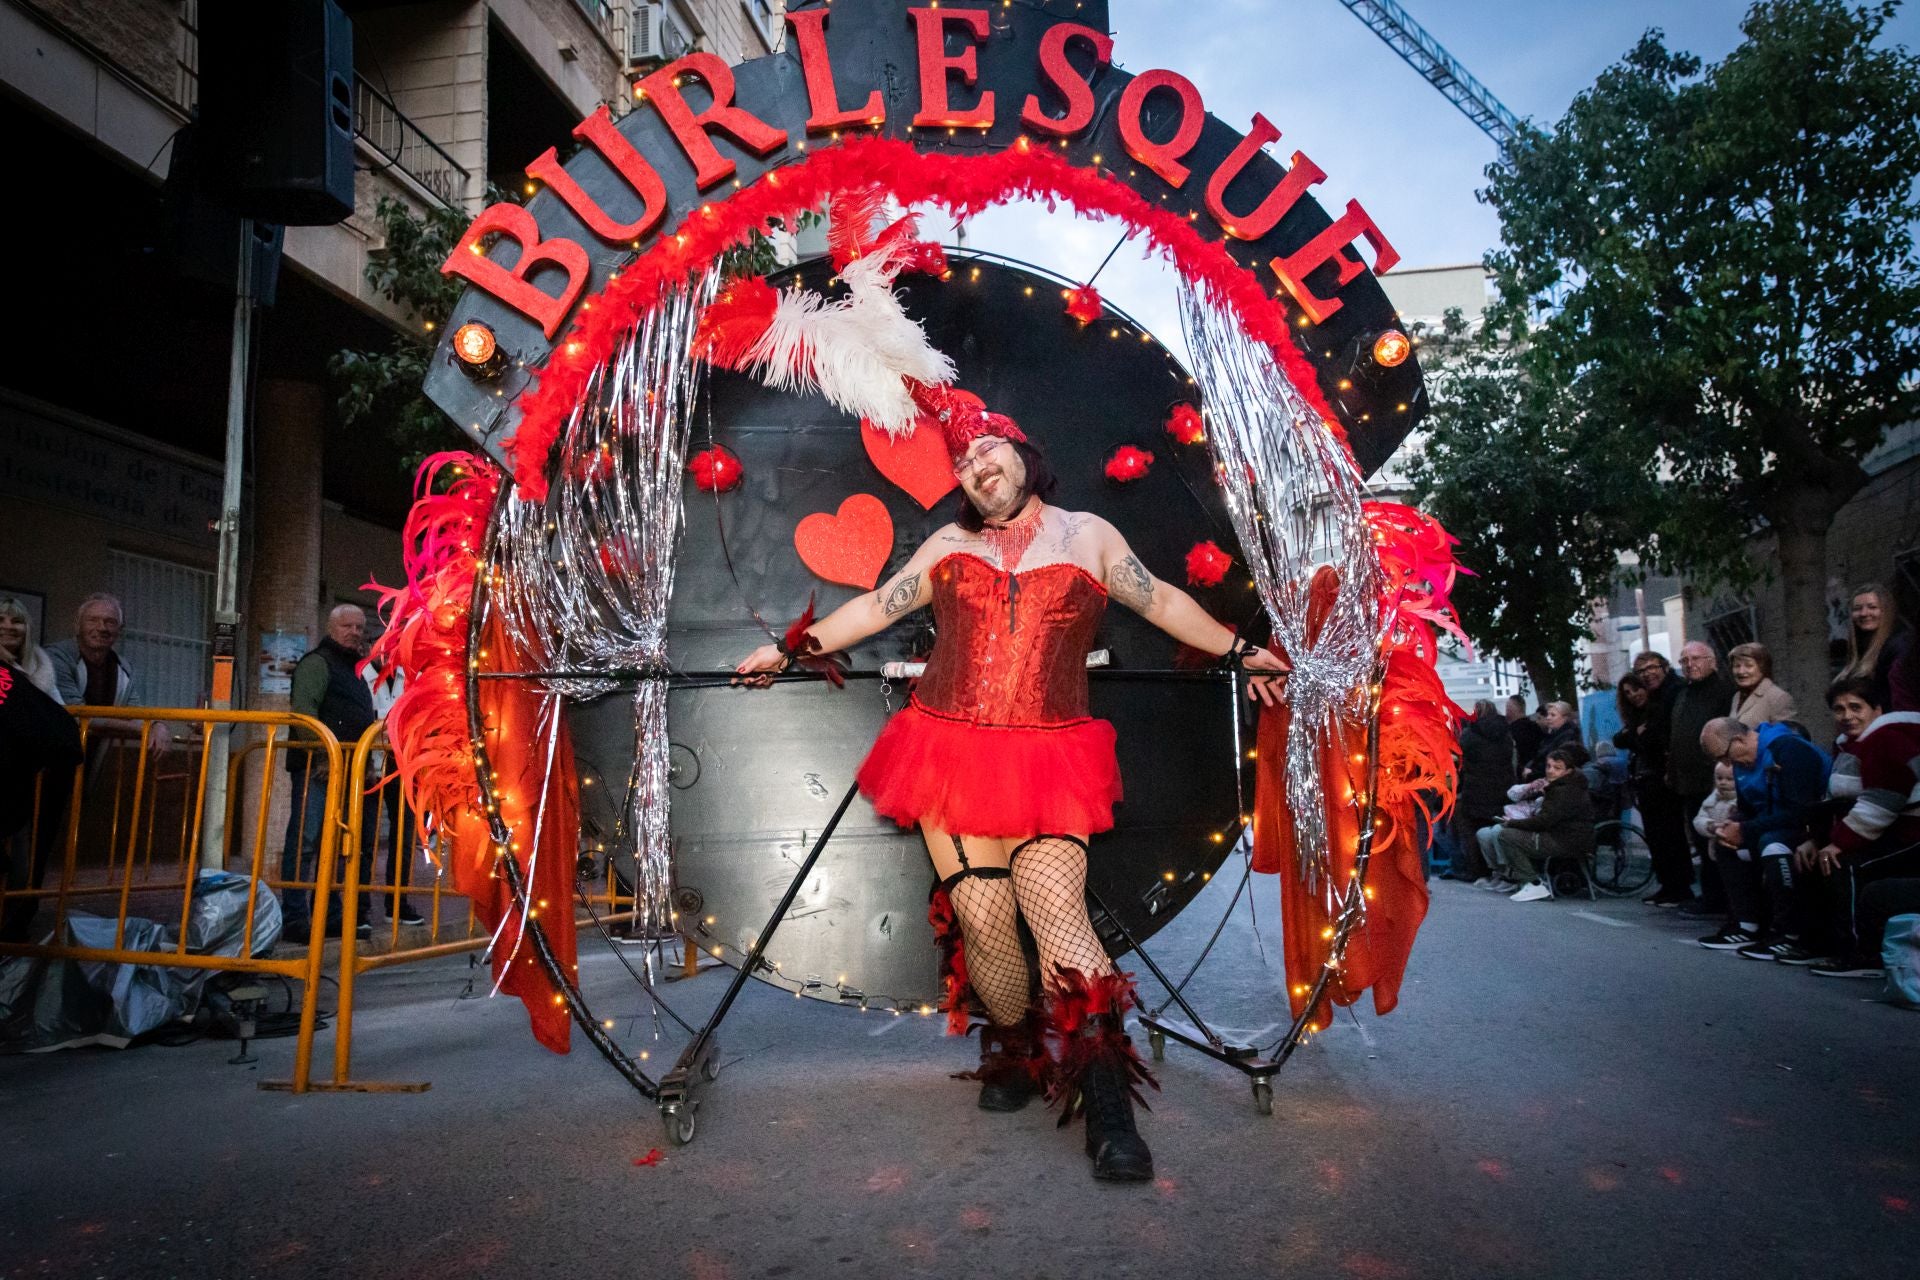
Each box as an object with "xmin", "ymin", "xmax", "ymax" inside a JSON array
[{"xmin": 627, "ymin": 3, "xmax": 695, "ymax": 70}]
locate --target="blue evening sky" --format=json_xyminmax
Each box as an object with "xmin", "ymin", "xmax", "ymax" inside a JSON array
[{"xmin": 960, "ymin": 0, "xmax": 1920, "ymax": 344}]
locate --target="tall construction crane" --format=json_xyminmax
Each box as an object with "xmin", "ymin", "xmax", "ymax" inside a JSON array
[{"xmin": 1336, "ymin": 0, "xmax": 1522, "ymax": 150}]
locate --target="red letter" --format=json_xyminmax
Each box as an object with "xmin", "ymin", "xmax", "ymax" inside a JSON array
[
  {"xmin": 638, "ymin": 52, "xmax": 787, "ymax": 190},
  {"xmin": 1117, "ymin": 69, "xmax": 1205, "ymax": 188},
  {"xmin": 526, "ymin": 106, "xmax": 669, "ymax": 243},
  {"xmin": 442, "ymin": 204, "xmax": 590, "ymax": 339},
  {"xmin": 787, "ymin": 7, "xmax": 883, "ymax": 132},
  {"xmin": 910, "ymin": 6, "xmax": 995, "ymax": 128},
  {"xmin": 1204, "ymin": 117, "xmax": 1326, "ymax": 242},
  {"xmin": 1268, "ymin": 201, "xmax": 1402, "ymax": 325},
  {"xmin": 1020, "ymin": 22, "xmax": 1112, "ymax": 136}
]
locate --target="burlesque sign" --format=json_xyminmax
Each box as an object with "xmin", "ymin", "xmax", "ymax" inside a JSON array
[{"xmin": 425, "ymin": 0, "xmax": 1423, "ymax": 477}]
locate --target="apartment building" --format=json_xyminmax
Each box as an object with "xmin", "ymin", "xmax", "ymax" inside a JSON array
[{"xmin": 0, "ymin": 0, "xmax": 777, "ymax": 709}]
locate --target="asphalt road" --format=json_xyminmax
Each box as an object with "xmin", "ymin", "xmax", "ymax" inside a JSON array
[{"xmin": 2, "ymin": 871, "xmax": 1915, "ymax": 1280}]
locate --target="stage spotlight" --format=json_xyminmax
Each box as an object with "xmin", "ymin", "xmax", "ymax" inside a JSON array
[
  {"xmin": 453, "ymin": 321, "xmax": 507, "ymax": 379},
  {"xmin": 1371, "ymin": 329, "xmax": 1411, "ymax": 368}
]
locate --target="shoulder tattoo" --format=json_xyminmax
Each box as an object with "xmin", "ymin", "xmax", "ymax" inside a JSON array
[
  {"xmin": 1050, "ymin": 512, "xmax": 1093, "ymax": 556},
  {"xmin": 1108, "ymin": 555, "xmax": 1154, "ymax": 613},
  {"xmin": 880, "ymin": 571, "xmax": 923, "ymax": 617}
]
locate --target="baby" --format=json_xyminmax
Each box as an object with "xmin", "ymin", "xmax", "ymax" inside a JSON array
[{"xmin": 1693, "ymin": 761, "xmax": 1740, "ymax": 843}]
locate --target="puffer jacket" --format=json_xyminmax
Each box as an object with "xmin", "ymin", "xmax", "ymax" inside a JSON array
[{"xmin": 1503, "ymin": 769, "xmax": 1596, "ymax": 857}]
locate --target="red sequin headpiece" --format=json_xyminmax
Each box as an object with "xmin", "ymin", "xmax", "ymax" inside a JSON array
[{"xmin": 907, "ymin": 382, "xmax": 1028, "ymax": 460}]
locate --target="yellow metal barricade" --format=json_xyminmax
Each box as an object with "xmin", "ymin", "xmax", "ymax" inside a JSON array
[
  {"xmin": 317, "ymin": 723, "xmax": 642, "ymax": 1091},
  {"xmin": 0, "ymin": 708, "xmax": 345, "ymax": 1093}
]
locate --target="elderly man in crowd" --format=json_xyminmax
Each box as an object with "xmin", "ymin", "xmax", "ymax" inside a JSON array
[
  {"xmin": 1624, "ymin": 651, "xmax": 1692, "ymax": 904},
  {"xmin": 1695, "ymin": 716, "xmax": 1830, "ymax": 963},
  {"xmin": 1669, "ymin": 643, "xmax": 1735, "ymax": 917},
  {"xmin": 282, "ymin": 604, "xmax": 379, "ymax": 942},
  {"xmin": 45, "ymin": 593, "xmax": 170, "ymax": 753}
]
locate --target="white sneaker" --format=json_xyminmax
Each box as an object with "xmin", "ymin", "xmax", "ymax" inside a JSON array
[
  {"xmin": 1509, "ymin": 881, "xmax": 1552, "ymax": 903},
  {"xmin": 1471, "ymin": 876, "xmax": 1499, "ymax": 890}
]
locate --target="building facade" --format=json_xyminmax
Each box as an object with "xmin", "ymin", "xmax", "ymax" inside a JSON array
[{"xmin": 0, "ymin": 0, "xmax": 778, "ymax": 709}]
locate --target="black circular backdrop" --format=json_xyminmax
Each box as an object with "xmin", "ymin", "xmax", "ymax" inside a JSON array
[{"xmin": 568, "ymin": 255, "xmax": 1262, "ymax": 1010}]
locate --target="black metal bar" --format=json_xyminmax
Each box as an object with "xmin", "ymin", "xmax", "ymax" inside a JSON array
[
  {"xmin": 474, "ymin": 667, "xmax": 1240, "ymax": 683},
  {"xmin": 663, "ymin": 779, "xmax": 863, "ymax": 1084},
  {"xmin": 1146, "ymin": 851, "xmax": 1253, "ymax": 1020},
  {"xmin": 1089, "ymin": 886, "xmax": 1229, "ymax": 1051},
  {"xmin": 1136, "ymin": 1015, "xmax": 1275, "ymax": 1078}
]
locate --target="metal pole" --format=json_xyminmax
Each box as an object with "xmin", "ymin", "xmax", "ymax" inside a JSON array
[{"xmin": 198, "ymin": 217, "xmax": 254, "ymax": 871}]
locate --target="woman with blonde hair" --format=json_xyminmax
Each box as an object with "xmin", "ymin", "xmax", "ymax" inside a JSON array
[
  {"xmin": 0, "ymin": 596, "xmax": 59, "ymax": 699},
  {"xmin": 1727, "ymin": 642, "xmax": 1797, "ymax": 726},
  {"xmin": 1837, "ymin": 583, "xmax": 1911, "ymax": 710}
]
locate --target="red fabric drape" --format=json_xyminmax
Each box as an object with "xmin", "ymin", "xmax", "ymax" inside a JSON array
[
  {"xmin": 368, "ymin": 455, "xmax": 581, "ymax": 1052},
  {"xmin": 1249, "ymin": 567, "xmax": 1440, "ymax": 1027}
]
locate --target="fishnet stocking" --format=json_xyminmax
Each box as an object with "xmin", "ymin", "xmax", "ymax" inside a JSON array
[
  {"xmin": 1010, "ymin": 836, "xmax": 1114, "ymax": 982},
  {"xmin": 944, "ymin": 870, "xmax": 1032, "ymax": 1026}
]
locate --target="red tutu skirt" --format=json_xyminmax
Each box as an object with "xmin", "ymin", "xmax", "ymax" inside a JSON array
[{"xmin": 856, "ymin": 699, "xmax": 1123, "ymax": 837}]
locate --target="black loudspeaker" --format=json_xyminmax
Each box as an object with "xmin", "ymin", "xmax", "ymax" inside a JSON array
[
  {"xmin": 161, "ymin": 123, "xmax": 285, "ymax": 306},
  {"xmin": 197, "ymin": 0, "xmax": 355, "ymax": 226}
]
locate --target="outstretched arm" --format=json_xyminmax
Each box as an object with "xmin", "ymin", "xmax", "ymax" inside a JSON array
[
  {"xmin": 1095, "ymin": 519, "xmax": 1290, "ymax": 705},
  {"xmin": 735, "ymin": 530, "xmax": 951, "ymax": 679}
]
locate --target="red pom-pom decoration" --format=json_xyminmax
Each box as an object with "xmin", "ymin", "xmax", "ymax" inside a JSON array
[
  {"xmin": 1064, "ymin": 285, "xmax": 1103, "ymax": 325},
  {"xmin": 1185, "ymin": 540, "xmax": 1232, "ymax": 587},
  {"xmin": 1104, "ymin": 446, "xmax": 1155, "ymax": 484},
  {"xmin": 1165, "ymin": 404, "xmax": 1205, "ymax": 446},
  {"xmin": 689, "ymin": 446, "xmax": 743, "ymax": 492}
]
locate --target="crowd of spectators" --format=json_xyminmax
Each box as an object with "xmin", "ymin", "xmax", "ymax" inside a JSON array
[{"xmin": 1444, "ymin": 581, "xmax": 1920, "ymax": 997}]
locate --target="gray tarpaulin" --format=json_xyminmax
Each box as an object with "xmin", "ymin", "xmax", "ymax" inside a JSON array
[{"xmin": 0, "ymin": 872, "xmax": 282, "ymax": 1052}]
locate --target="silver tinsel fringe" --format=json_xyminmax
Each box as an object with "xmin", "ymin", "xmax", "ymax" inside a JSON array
[
  {"xmin": 490, "ymin": 266, "xmax": 722, "ymax": 937},
  {"xmin": 1178, "ymin": 282, "xmax": 1387, "ymax": 895}
]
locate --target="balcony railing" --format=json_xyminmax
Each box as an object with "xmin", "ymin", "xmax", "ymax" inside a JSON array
[{"xmin": 353, "ymin": 74, "xmax": 470, "ymax": 209}]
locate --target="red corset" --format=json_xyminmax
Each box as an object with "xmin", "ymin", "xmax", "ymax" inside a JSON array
[
  {"xmin": 913, "ymin": 554, "xmax": 1108, "ymax": 727},
  {"xmin": 854, "ymin": 553, "xmax": 1123, "ymax": 837}
]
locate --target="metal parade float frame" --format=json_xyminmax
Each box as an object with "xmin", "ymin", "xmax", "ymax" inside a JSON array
[{"xmin": 377, "ymin": 0, "xmax": 1465, "ymax": 1147}]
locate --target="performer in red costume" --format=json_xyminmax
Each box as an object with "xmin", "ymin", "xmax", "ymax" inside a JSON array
[{"xmin": 736, "ymin": 386, "xmax": 1287, "ymax": 1182}]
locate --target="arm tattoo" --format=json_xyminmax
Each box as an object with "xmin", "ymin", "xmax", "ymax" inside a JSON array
[
  {"xmin": 1107, "ymin": 555, "xmax": 1155, "ymax": 614},
  {"xmin": 879, "ymin": 571, "xmax": 923, "ymax": 617},
  {"xmin": 1049, "ymin": 513, "xmax": 1092, "ymax": 556}
]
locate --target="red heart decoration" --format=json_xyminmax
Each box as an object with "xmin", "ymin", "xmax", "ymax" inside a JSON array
[
  {"xmin": 861, "ymin": 417, "xmax": 957, "ymax": 510},
  {"xmin": 795, "ymin": 493, "xmax": 895, "ymax": 589}
]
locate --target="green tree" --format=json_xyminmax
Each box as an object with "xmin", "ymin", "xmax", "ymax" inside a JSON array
[
  {"xmin": 328, "ymin": 195, "xmax": 474, "ymax": 469},
  {"xmin": 1481, "ymin": 0, "xmax": 1920, "ymax": 698},
  {"xmin": 1405, "ymin": 311, "xmax": 1644, "ymax": 701}
]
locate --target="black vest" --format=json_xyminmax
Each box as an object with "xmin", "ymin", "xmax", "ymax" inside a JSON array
[{"xmin": 289, "ymin": 638, "xmax": 377, "ymax": 771}]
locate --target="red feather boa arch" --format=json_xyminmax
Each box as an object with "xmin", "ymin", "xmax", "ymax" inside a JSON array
[{"xmin": 504, "ymin": 136, "xmax": 1353, "ymax": 500}]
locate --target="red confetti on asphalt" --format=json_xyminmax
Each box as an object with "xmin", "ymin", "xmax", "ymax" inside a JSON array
[
  {"xmin": 1884, "ymin": 1195, "xmax": 1912, "ymax": 1214},
  {"xmin": 632, "ymin": 1149, "xmax": 663, "ymax": 1167}
]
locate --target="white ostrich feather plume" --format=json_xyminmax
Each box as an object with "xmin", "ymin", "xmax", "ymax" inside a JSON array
[{"xmin": 739, "ymin": 236, "xmax": 954, "ymax": 437}]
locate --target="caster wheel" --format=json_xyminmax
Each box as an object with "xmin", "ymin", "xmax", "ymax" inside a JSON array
[
  {"xmin": 663, "ymin": 1106, "xmax": 697, "ymax": 1147},
  {"xmin": 701, "ymin": 1053, "xmax": 720, "ymax": 1083},
  {"xmin": 1147, "ymin": 1028, "xmax": 1165, "ymax": 1062},
  {"xmin": 1251, "ymin": 1080, "xmax": 1273, "ymax": 1116}
]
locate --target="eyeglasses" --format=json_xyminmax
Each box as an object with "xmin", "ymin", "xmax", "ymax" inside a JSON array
[{"xmin": 952, "ymin": 436, "xmax": 1008, "ymax": 479}]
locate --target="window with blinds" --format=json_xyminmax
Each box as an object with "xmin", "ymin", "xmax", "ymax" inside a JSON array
[{"xmin": 107, "ymin": 549, "xmax": 212, "ymax": 709}]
